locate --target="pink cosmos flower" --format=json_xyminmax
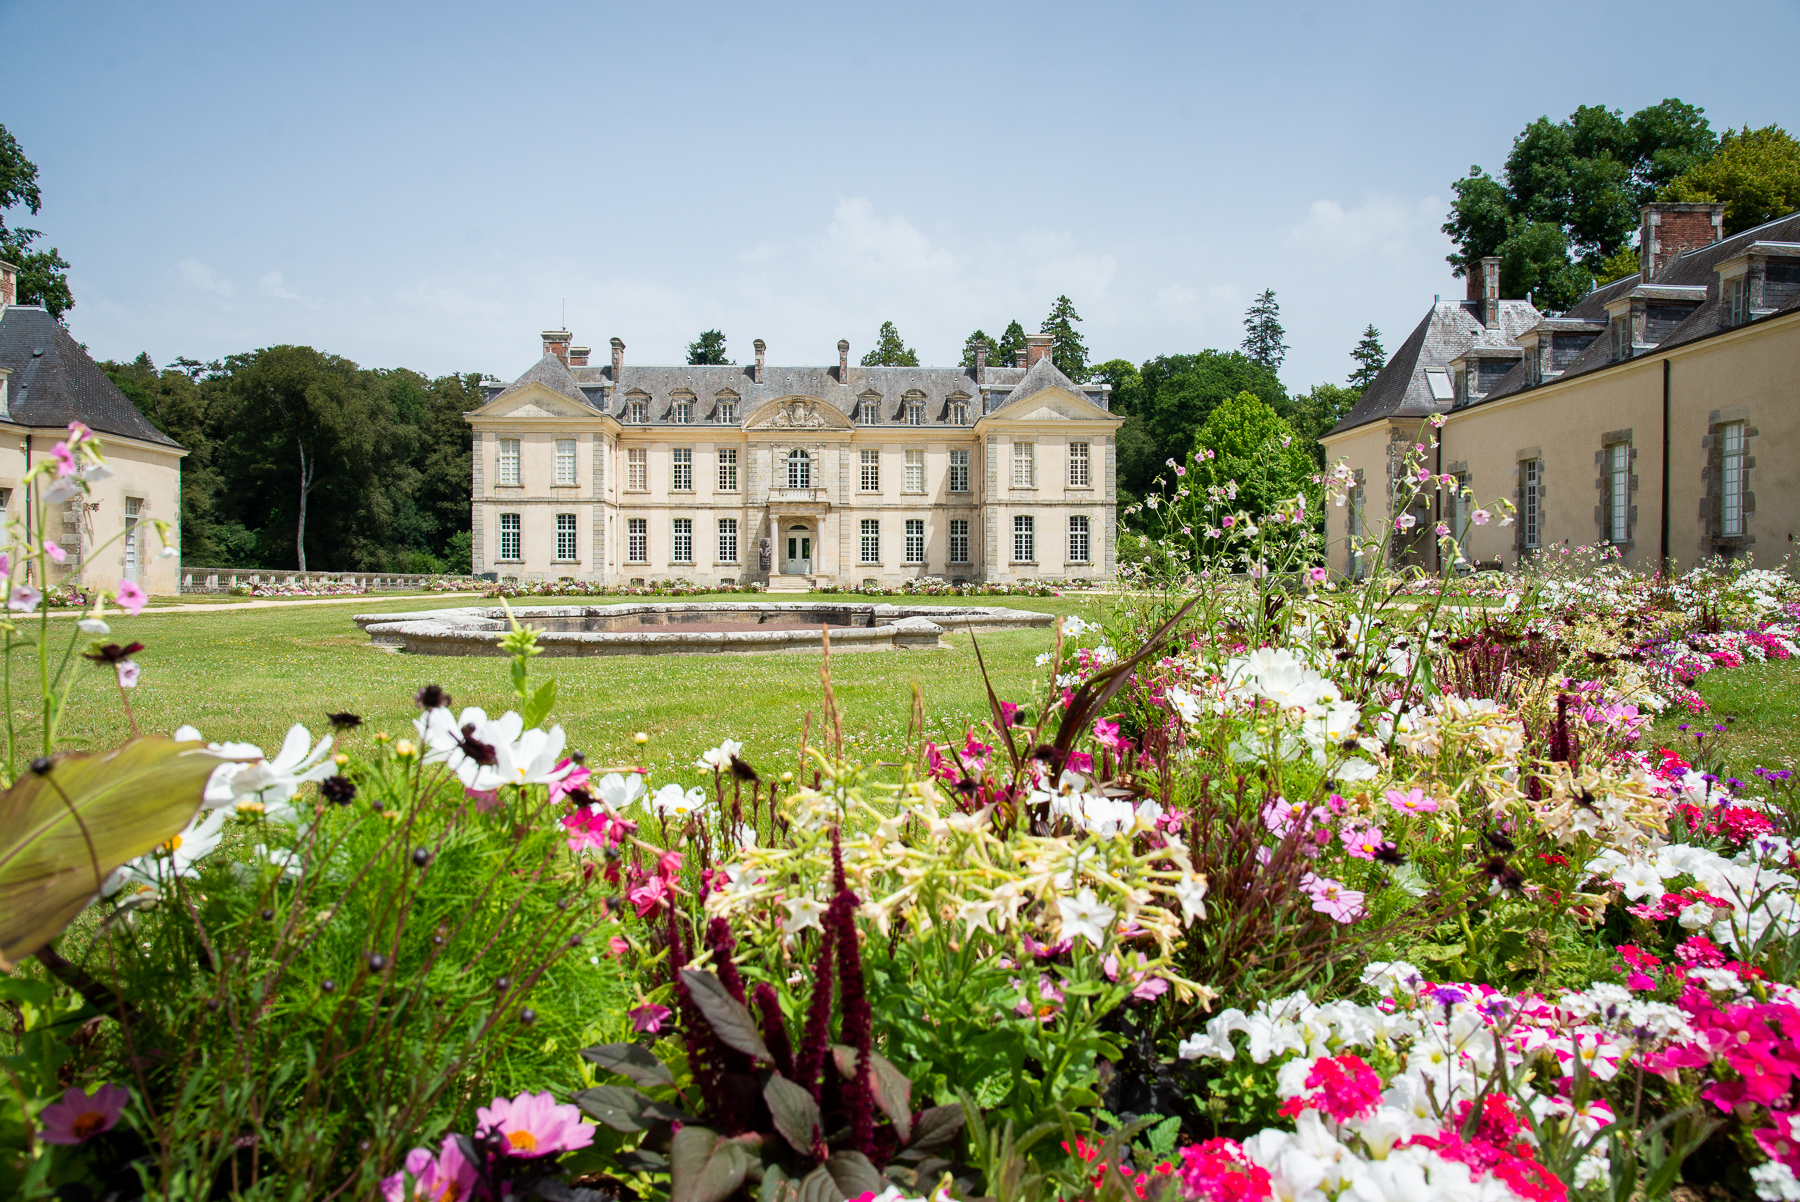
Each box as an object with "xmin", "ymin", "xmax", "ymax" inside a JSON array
[
  {"xmin": 1341, "ymin": 825, "xmax": 1385, "ymax": 860},
  {"xmin": 382, "ymin": 1136, "xmax": 478, "ymax": 1202},
  {"xmin": 37, "ymin": 1083, "xmax": 129, "ymax": 1144},
  {"xmin": 474, "ymin": 1090, "xmax": 594, "ymax": 1159},
  {"xmin": 116, "ymin": 579, "xmax": 148, "ymax": 616},
  {"xmin": 628, "ymin": 1003, "xmax": 672, "ymax": 1034},
  {"xmin": 1302, "ymin": 874, "xmax": 1365, "ymax": 924},
  {"xmin": 44, "ymin": 540, "xmax": 66, "ymax": 564},
  {"xmin": 549, "ymin": 759, "xmax": 591, "ymax": 804},
  {"xmin": 1385, "ymin": 786, "xmax": 1437, "ymax": 816},
  {"xmin": 49, "ymin": 441, "xmax": 78, "ymax": 477}
]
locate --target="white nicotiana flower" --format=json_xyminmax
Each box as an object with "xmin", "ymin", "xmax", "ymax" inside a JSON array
[
  {"xmin": 781, "ymin": 896, "xmax": 828, "ymax": 935},
  {"xmin": 1175, "ymin": 872, "xmax": 1208, "ymax": 924},
  {"xmin": 1055, "ymin": 887, "xmax": 1115, "ymax": 946}
]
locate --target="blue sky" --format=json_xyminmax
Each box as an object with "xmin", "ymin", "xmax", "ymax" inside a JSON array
[{"xmin": 2, "ymin": 0, "xmax": 1795, "ymax": 390}]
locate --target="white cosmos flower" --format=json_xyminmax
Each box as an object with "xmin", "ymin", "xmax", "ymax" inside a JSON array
[
  {"xmin": 103, "ymin": 807, "xmax": 232, "ymax": 897},
  {"xmin": 227, "ymin": 723, "xmax": 336, "ymax": 810},
  {"xmin": 495, "ymin": 724, "xmax": 573, "ymax": 788},
  {"xmin": 1165, "ymin": 686, "xmax": 1202, "ymax": 724},
  {"xmin": 695, "ymin": 738, "xmax": 744, "ymax": 773},
  {"xmin": 591, "ymin": 771, "xmax": 647, "ymax": 813},
  {"xmin": 173, "ymin": 726, "xmax": 270, "ymax": 809},
  {"xmin": 649, "ymin": 782, "xmax": 709, "ymax": 819},
  {"xmin": 1056, "ymin": 887, "xmax": 1116, "ymax": 946}
]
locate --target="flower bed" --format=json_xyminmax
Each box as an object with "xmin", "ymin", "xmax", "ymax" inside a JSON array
[{"xmin": 12, "ymin": 428, "xmax": 1800, "ymax": 1200}]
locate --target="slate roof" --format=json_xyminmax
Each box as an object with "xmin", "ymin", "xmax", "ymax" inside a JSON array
[
  {"xmin": 0, "ymin": 306, "xmax": 182, "ymax": 448},
  {"xmin": 991, "ymin": 355, "xmax": 1106, "ymax": 414},
  {"xmin": 1328, "ymin": 298, "xmax": 1540, "ymax": 435},
  {"xmin": 484, "ymin": 350, "xmax": 1110, "ymax": 425},
  {"xmin": 1471, "ymin": 210, "xmax": 1800, "ymax": 408}
]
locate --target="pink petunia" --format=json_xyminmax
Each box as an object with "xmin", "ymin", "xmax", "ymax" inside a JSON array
[
  {"xmin": 1384, "ymin": 787, "xmax": 1437, "ymax": 816},
  {"xmin": 381, "ymin": 1135, "xmax": 478, "ymax": 1202},
  {"xmin": 115, "ymin": 578, "xmax": 148, "ymax": 616},
  {"xmin": 37, "ymin": 1083, "xmax": 129, "ymax": 1144},
  {"xmin": 474, "ymin": 1090, "xmax": 594, "ymax": 1158},
  {"xmin": 607, "ymin": 935, "xmax": 630, "ymax": 956}
]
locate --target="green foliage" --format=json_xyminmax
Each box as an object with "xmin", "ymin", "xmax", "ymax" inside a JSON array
[
  {"xmin": 1347, "ymin": 325, "xmax": 1385, "ymax": 390},
  {"xmin": 1287, "ymin": 383, "xmax": 1361, "ymax": 467},
  {"xmin": 0, "ymin": 123, "xmax": 73, "ymax": 319},
  {"xmin": 959, "ymin": 329, "xmax": 996, "ymax": 368},
  {"xmin": 1040, "ymin": 296, "xmax": 1089, "ymax": 382},
  {"xmin": 1188, "ymin": 392, "xmax": 1319, "ymax": 548},
  {"xmin": 1594, "ymin": 243, "xmax": 1643, "ymax": 285},
  {"xmin": 686, "ymin": 330, "xmax": 731, "ymax": 365},
  {"xmin": 859, "ymin": 321, "xmax": 919, "ymax": 367},
  {"xmin": 993, "ymin": 320, "xmax": 1028, "ymax": 368},
  {"xmin": 1444, "ymin": 98, "xmax": 1721, "ymax": 303},
  {"xmin": 1239, "ymin": 289, "xmax": 1286, "ymax": 373},
  {"xmin": 1118, "ymin": 351, "xmax": 1288, "ymax": 499},
  {"xmin": 1662, "ymin": 124, "xmax": 1800, "ymax": 235}
]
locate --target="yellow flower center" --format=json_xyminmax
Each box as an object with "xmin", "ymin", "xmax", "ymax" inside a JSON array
[
  {"xmin": 506, "ymin": 1128, "xmax": 538, "ymax": 1153},
  {"xmin": 158, "ymin": 834, "xmax": 183, "ymax": 854}
]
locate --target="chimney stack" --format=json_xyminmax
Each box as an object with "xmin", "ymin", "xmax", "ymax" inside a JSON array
[
  {"xmin": 753, "ymin": 338, "xmax": 766, "ymax": 384},
  {"xmin": 1640, "ymin": 202, "xmax": 1726, "ymax": 282},
  {"xmin": 1481, "ymin": 256, "xmax": 1500, "ymax": 329},
  {"xmin": 1025, "ymin": 332, "xmax": 1052, "ymax": 367},
  {"xmin": 567, "ymin": 345, "xmax": 590, "ymax": 367},
  {"xmin": 610, "ymin": 337, "xmax": 625, "ymax": 378},
  {"xmin": 838, "ymin": 339, "xmax": 849, "ymax": 380},
  {"xmin": 974, "ymin": 339, "xmax": 989, "ymax": 381},
  {"xmin": 541, "ymin": 329, "xmax": 572, "ymax": 364},
  {"xmin": 1014, "ymin": 349, "xmax": 1027, "ymax": 368},
  {"xmin": 0, "ymin": 260, "xmax": 15, "ymax": 307}
]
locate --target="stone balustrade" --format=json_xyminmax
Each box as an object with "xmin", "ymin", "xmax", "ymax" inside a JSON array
[{"xmin": 179, "ymin": 566, "xmax": 477, "ymax": 595}]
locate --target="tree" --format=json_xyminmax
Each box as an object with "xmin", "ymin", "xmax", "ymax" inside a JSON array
[
  {"xmin": 1121, "ymin": 350, "xmax": 1289, "ymax": 499},
  {"xmin": 687, "ymin": 330, "xmax": 731, "ymax": 365},
  {"xmin": 1348, "ymin": 326, "xmax": 1385, "ymax": 389},
  {"xmin": 1241, "ymin": 290, "xmax": 1287, "ymax": 373},
  {"xmin": 992, "ymin": 320, "xmax": 1028, "ymax": 368},
  {"xmin": 860, "ymin": 321, "xmax": 919, "ymax": 367},
  {"xmin": 1662, "ymin": 125, "xmax": 1800, "ymax": 236},
  {"xmin": 1184, "ymin": 391, "xmax": 1320, "ymax": 559},
  {"xmin": 959, "ymin": 329, "xmax": 996, "ymax": 368},
  {"xmin": 1443, "ymin": 99, "xmax": 1719, "ymax": 304},
  {"xmin": 1091, "ymin": 358, "xmax": 1142, "ymax": 414},
  {"xmin": 0, "ymin": 123, "xmax": 73, "ymax": 318},
  {"xmin": 1288, "ymin": 383, "xmax": 1362, "ymax": 468},
  {"xmin": 1040, "ymin": 295, "xmax": 1090, "ymax": 381}
]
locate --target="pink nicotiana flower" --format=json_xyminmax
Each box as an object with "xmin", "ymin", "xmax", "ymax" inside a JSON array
[
  {"xmin": 9, "ymin": 584, "xmax": 42, "ymax": 613},
  {"xmin": 474, "ymin": 1090, "xmax": 594, "ymax": 1159},
  {"xmin": 1308, "ymin": 566, "xmax": 1329, "ymax": 583},
  {"xmin": 44, "ymin": 540, "xmax": 67, "ymax": 564},
  {"xmin": 116, "ymin": 579, "xmax": 148, "ymax": 616},
  {"xmin": 1473, "ymin": 509, "xmax": 1491, "ymax": 526},
  {"xmin": 49, "ymin": 441, "xmax": 78, "ymax": 477},
  {"xmin": 628, "ymin": 1003, "xmax": 672, "ymax": 1034},
  {"xmin": 117, "ymin": 661, "xmax": 140, "ymax": 689}
]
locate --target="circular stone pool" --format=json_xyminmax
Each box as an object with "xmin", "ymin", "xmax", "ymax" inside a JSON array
[{"xmin": 352, "ymin": 601, "xmax": 1055, "ymax": 657}]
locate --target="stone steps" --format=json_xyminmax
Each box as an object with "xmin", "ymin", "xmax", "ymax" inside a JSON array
[{"xmin": 765, "ymin": 576, "xmax": 813, "ymax": 594}]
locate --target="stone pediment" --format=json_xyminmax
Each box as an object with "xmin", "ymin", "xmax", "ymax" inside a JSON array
[
  {"xmin": 474, "ymin": 381, "xmax": 602, "ymax": 420},
  {"xmin": 745, "ymin": 395, "xmax": 853, "ymax": 431},
  {"xmin": 987, "ymin": 384, "xmax": 1114, "ymax": 423}
]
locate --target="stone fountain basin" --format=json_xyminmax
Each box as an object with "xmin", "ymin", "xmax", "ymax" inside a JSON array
[{"xmin": 352, "ymin": 601, "xmax": 1054, "ymax": 657}]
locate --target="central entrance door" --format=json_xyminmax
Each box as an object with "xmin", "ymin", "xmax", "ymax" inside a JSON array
[{"xmin": 784, "ymin": 524, "xmax": 812, "ymax": 574}]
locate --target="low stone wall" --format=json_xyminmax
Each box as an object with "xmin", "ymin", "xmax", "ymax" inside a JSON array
[
  {"xmin": 181, "ymin": 567, "xmax": 475, "ymax": 595},
  {"xmin": 352, "ymin": 602, "xmax": 1054, "ymax": 657}
]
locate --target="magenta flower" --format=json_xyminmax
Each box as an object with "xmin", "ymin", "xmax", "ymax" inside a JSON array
[
  {"xmin": 1308, "ymin": 566, "xmax": 1328, "ymax": 583},
  {"xmin": 549, "ymin": 759, "xmax": 591, "ymax": 804},
  {"xmin": 116, "ymin": 578, "xmax": 148, "ymax": 616},
  {"xmin": 1341, "ymin": 825, "xmax": 1385, "ymax": 860},
  {"xmin": 1302, "ymin": 874, "xmax": 1365, "ymax": 924},
  {"xmin": 628, "ymin": 1003, "xmax": 672, "ymax": 1034},
  {"xmin": 37, "ymin": 1083, "xmax": 128, "ymax": 1144},
  {"xmin": 44, "ymin": 540, "xmax": 67, "ymax": 564},
  {"xmin": 381, "ymin": 1135, "xmax": 478, "ymax": 1202},
  {"xmin": 475, "ymin": 1090, "xmax": 594, "ymax": 1159},
  {"xmin": 1384, "ymin": 787, "xmax": 1437, "ymax": 816},
  {"xmin": 49, "ymin": 441, "xmax": 77, "ymax": 477}
]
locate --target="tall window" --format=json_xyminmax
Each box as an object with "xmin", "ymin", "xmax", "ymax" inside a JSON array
[
  {"xmin": 672, "ymin": 447, "xmax": 693, "ymax": 491},
  {"xmin": 1722, "ymin": 422, "xmax": 1746, "ymax": 536},
  {"xmin": 672, "ymin": 399, "xmax": 693, "ymax": 424},
  {"xmin": 1068, "ymin": 441, "xmax": 1091, "ymax": 486},
  {"xmin": 627, "ymin": 448, "xmax": 647, "ymax": 490},
  {"xmin": 1013, "ymin": 515, "xmax": 1035, "ymax": 562},
  {"xmin": 858, "ymin": 400, "xmax": 878, "ymax": 424},
  {"xmin": 860, "ymin": 448, "xmax": 880, "ymax": 491},
  {"xmin": 950, "ymin": 401, "xmax": 968, "ymax": 426},
  {"xmin": 1727, "ymin": 278, "xmax": 1749, "ymax": 328},
  {"xmin": 787, "ymin": 448, "xmax": 811, "ymax": 488},
  {"xmin": 717, "ymin": 447, "xmax": 738, "ymax": 491},
  {"xmin": 124, "ymin": 497, "xmax": 142, "ymax": 580},
  {"xmin": 904, "ymin": 449, "xmax": 925, "ymax": 492},
  {"xmin": 1068, "ymin": 515, "xmax": 1090, "ymax": 562},
  {"xmin": 499, "ymin": 438, "xmax": 521, "ymax": 486},
  {"xmin": 1011, "ymin": 442, "xmax": 1035, "ymax": 487},
  {"xmin": 1607, "ymin": 443, "xmax": 1630, "ymax": 543},
  {"xmin": 905, "ymin": 401, "xmax": 924, "ymax": 426},
  {"xmin": 1521, "ymin": 459, "xmax": 1541, "ymax": 549},
  {"xmin": 904, "ymin": 519, "xmax": 925, "ymax": 564},
  {"xmin": 948, "ymin": 449, "xmax": 970, "ymax": 493},
  {"xmin": 860, "ymin": 519, "xmax": 880, "ymax": 564},
  {"xmin": 499, "ymin": 512, "xmax": 521, "ymax": 560},
  {"xmin": 627, "ymin": 398, "xmax": 647, "ymax": 423},
  {"xmin": 718, "ymin": 518, "xmax": 739, "ymax": 563},
  {"xmin": 1451, "ymin": 472, "xmax": 1470, "ymax": 537},
  {"xmin": 627, "ymin": 518, "xmax": 647, "ymax": 563},
  {"xmin": 717, "ymin": 399, "xmax": 738, "ymax": 423},
  {"xmin": 555, "ymin": 439, "xmax": 577, "ymax": 485},
  {"xmin": 1611, "ymin": 317, "xmax": 1633, "ymax": 361},
  {"xmin": 556, "ymin": 513, "xmax": 578, "ymax": 560},
  {"xmin": 672, "ymin": 518, "xmax": 693, "ymax": 563},
  {"xmin": 948, "ymin": 519, "xmax": 970, "ymax": 564}
]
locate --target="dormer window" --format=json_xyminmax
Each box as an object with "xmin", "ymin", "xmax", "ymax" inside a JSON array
[
  {"xmin": 671, "ymin": 397, "xmax": 694, "ymax": 424},
  {"xmin": 627, "ymin": 397, "xmax": 648, "ymax": 423},
  {"xmin": 1611, "ymin": 316, "xmax": 1633, "ymax": 361},
  {"xmin": 1728, "ymin": 277, "xmax": 1750, "ymax": 328},
  {"xmin": 717, "ymin": 399, "xmax": 738, "ymax": 423},
  {"xmin": 950, "ymin": 401, "xmax": 968, "ymax": 425},
  {"xmin": 858, "ymin": 398, "xmax": 879, "ymax": 423},
  {"xmin": 1424, "ymin": 370, "xmax": 1453, "ymax": 402},
  {"xmin": 905, "ymin": 401, "xmax": 924, "ymax": 426}
]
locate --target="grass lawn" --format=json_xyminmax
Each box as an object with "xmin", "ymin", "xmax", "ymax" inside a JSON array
[
  {"xmin": 45, "ymin": 592, "xmax": 1109, "ymax": 783},
  {"xmin": 1647, "ymin": 653, "xmax": 1800, "ymax": 776}
]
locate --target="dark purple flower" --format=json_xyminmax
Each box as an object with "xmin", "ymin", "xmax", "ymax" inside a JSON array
[{"xmin": 1430, "ymin": 985, "xmax": 1468, "ymax": 1007}]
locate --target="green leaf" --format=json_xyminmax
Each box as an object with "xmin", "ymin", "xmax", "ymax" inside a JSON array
[
  {"xmin": 763, "ymin": 1073, "xmax": 821, "ymax": 1156},
  {"xmin": 573, "ymin": 1085, "xmax": 688, "ymax": 1132},
  {"xmin": 670, "ymin": 1126, "xmax": 751, "ymax": 1202},
  {"xmin": 581, "ymin": 1042, "xmax": 676, "ymax": 1088},
  {"xmin": 523, "ymin": 679, "xmax": 557, "ymax": 729},
  {"xmin": 832, "ymin": 1045, "xmax": 913, "ymax": 1143},
  {"xmin": 0, "ymin": 737, "xmax": 227, "ymax": 969},
  {"xmin": 681, "ymin": 968, "xmax": 773, "ymax": 1063}
]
